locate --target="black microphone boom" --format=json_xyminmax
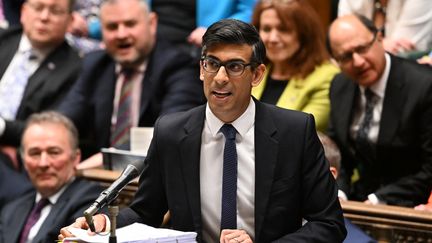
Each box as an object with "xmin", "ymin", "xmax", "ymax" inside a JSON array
[{"xmin": 84, "ymin": 162, "xmax": 144, "ymax": 232}]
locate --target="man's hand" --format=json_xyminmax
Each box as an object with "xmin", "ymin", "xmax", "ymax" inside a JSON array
[
  {"xmin": 76, "ymin": 152, "xmax": 103, "ymax": 170},
  {"xmin": 58, "ymin": 214, "xmax": 107, "ymax": 241},
  {"xmin": 383, "ymin": 38, "xmax": 415, "ymax": 55},
  {"xmin": 0, "ymin": 145, "xmax": 19, "ymax": 170},
  {"xmin": 220, "ymin": 229, "xmax": 253, "ymax": 243},
  {"xmin": 187, "ymin": 27, "xmax": 207, "ymax": 47}
]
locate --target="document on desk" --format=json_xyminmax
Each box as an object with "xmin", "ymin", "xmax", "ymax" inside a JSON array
[{"xmin": 64, "ymin": 223, "xmax": 197, "ymax": 242}]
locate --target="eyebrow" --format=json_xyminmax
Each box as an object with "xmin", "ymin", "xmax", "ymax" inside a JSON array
[{"xmin": 205, "ymin": 55, "xmax": 247, "ymax": 63}]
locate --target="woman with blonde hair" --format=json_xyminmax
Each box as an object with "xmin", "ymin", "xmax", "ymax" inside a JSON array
[{"xmin": 252, "ymin": 0, "xmax": 339, "ymax": 132}]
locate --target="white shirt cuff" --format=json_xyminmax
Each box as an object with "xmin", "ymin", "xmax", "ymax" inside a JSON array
[
  {"xmin": 368, "ymin": 193, "xmax": 386, "ymax": 205},
  {"xmin": 0, "ymin": 117, "xmax": 5, "ymax": 137},
  {"xmin": 338, "ymin": 190, "xmax": 348, "ymax": 201}
]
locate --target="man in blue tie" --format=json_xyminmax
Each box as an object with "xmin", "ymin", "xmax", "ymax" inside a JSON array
[{"xmin": 60, "ymin": 19, "xmax": 346, "ymax": 242}]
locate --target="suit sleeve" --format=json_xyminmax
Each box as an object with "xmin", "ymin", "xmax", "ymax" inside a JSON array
[
  {"xmin": 375, "ymin": 80, "xmax": 432, "ymax": 206},
  {"xmin": 275, "ymin": 114, "xmax": 346, "ymax": 242},
  {"xmin": 116, "ymin": 116, "xmax": 168, "ymax": 228}
]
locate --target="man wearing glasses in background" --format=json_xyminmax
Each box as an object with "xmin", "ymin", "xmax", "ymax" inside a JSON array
[
  {"xmin": 60, "ymin": 19, "xmax": 346, "ymax": 243},
  {"xmin": 0, "ymin": 0, "xmax": 81, "ymax": 209},
  {"xmin": 327, "ymin": 14, "xmax": 432, "ymax": 207}
]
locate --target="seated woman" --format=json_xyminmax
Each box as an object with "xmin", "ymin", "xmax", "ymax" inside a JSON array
[{"xmin": 251, "ymin": 0, "xmax": 339, "ymax": 132}]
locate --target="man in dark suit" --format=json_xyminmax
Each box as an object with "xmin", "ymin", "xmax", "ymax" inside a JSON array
[
  {"xmin": 327, "ymin": 14, "xmax": 432, "ymax": 206},
  {"xmin": 58, "ymin": 0, "xmax": 205, "ymax": 166},
  {"xmin": 0, "ymin": 0, "xmax": 81, "ymax": 208},
  {"xmin": 60, "ymin": 19, "xmax": 346, "ymax": 242},
  {"xmin": 0, "ymin": 111, "xmax": 102, "ymax": 243}
]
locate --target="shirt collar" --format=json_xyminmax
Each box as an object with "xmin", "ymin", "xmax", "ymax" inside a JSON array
[
  {"xmin": 115, "ymin": 60, "xmax": 148, "ymax": 76},
  {"xmin": 19, "ymin": 34, "xmax": 54, "ymax": 61},
  {"xmin": 205, "ymin": 97, "xmax": 255, "ymax": 138},
  {"xmin": 359, "ymin": 53, "xmax": 391, "ymax": 99},
  {"xmin": 35, "ymin": 177, "xmax": 75, "ymax": 205}
]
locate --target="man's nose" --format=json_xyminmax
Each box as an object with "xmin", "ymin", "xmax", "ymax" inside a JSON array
[
  {"xmin": 214, "ymin": 66, "xmax": 229, "ymax": 84},
  {"xmin": 352, "ymin": 52, "xmax": 366, "ymax": 67},
  {"xmin": 38, "ymin": 152, "xmax": 50, "ymax": 167}
]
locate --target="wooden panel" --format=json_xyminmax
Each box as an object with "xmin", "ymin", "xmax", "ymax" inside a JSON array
[
  {"xmin": 341, "ymin": 200, "xmax": 432, "ymax": 243},
  {"xmin": 78, "ymin": 169, "xmax": 432, "ymax": 242},
  {"xmin": 305, "ymin": 0, "xmax": 332, "ymax": 30}
]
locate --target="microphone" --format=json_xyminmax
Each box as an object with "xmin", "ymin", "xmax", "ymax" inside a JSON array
[{"xmin": 84, "ymin": 162, "xmax": 144, "ymax": 232}]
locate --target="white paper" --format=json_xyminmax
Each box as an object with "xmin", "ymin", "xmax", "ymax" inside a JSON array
[
  {"xmin": 66, "ymin": 223, "xmax": 197, "ymax": 243},
  {"xmin": 131, "ymin": 127, "xmax": 154, "ymax": 155}
]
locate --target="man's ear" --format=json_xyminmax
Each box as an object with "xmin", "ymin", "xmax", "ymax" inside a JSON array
[
  {"xmin": 330, "ymin": 166, "xmax": 338, "ymax": 179},
  {"xmin": 251, "ymin": 64, "xmax": 266, "ymax": 87},
  {"xmin": 199, "ymin": 61, "xmax": 205, "ymax": 82}
]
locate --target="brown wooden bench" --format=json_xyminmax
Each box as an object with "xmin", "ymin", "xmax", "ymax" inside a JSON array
[{"xmin": 78, "ymin": 169, "xmax": 432, "ymax": 242}]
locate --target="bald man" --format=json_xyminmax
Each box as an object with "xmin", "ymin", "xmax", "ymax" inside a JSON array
[{"xmin": 327, "ymin": 14, "xmax": 432, "ymax": 207}]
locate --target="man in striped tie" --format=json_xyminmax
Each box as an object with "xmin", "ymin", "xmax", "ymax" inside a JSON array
[{"xmin": 58, "ymin": 0, "xmax": 205, "ymax": 169}]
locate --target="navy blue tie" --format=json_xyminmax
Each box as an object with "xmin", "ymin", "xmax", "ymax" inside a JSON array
[{"xmin": 220, "ymin": 124, "xmax": 237, "ymax": 230}]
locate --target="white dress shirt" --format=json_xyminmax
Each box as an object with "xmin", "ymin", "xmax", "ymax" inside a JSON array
[
  {"xmin": 200, "ymin": 98, "xmax": 256, "ymax": 242},
  {"xmin": 348, "ymin": 53, "xmax": 391, "ymax": 204},
  {"xmin": 25, "ymin": 180, "xmax": 71, "ymax": 243}
]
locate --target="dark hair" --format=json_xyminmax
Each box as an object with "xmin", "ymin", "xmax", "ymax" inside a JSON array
[
  {"xmin": 201, "ymin": 19, "xmax": 266, "ymax": 66},
  {"xmin": 326, "ymin": 14, "xmax": 378, "ymax": 57},
  {"xmin": 252, "ymin": 0, "xmax": 329, "ymax": 79}
]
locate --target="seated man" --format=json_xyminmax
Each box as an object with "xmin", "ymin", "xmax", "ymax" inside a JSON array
[
  {"xmin": 0, "ymin": 111, "xmax": 102, "ymax": 243},
  {"xmin": 0, "ymin": 0, "xmax": 82, "ymax": 208},
  {"xmin": 58, "ymin": 0, "xmax": 205, "ymax": 166},
  {"xmin": 327, "ymin": 14, "xmax": 432, "ymax": 206},
  {"xmin": 60, "ymin": 19, "xmax": 346, "ymax": 242}
]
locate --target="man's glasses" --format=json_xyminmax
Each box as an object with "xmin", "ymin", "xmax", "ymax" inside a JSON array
[
  {"xmin": 26, "ymin": 1, "xmax": 68, "ymax": 17},
  {"xmin": 201, "ymin": 57, "xmax": 256, "ymax": 77},
  {"xmin": 334, "ymin": 31, "xmax": 377, "ymax": 64}
]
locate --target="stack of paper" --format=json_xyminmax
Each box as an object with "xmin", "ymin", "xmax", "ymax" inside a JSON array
[{"xmin": 65, "ymin": 223, "xmax": 197, "ymax": 243}]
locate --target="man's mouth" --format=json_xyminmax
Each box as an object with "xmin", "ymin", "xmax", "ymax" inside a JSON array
[
  {"xmin": 118, "ymin": 43, "xmax": 132, "ymax": 49},
  {"xmin": 212, "ymin": 91, "xmax": 231, "ymax": 98}
]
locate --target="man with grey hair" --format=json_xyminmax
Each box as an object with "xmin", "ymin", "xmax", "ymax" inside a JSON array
[
  {"xmin": 0, "ymin": 111, "xmax": 102, "ymax": 243},
  {"xmin": 0, "ymin": 0, "xmax": 82, "ymax": 209}
]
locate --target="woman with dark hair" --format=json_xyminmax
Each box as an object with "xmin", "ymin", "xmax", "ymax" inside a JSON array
[{"xmin": 251, "ymin": 0, "xmax": 339, "ymax": 132}]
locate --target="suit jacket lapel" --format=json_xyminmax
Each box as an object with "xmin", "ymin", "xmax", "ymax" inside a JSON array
[
  {"xmin": 95, "ymin": 62, "xmax": 117, "ymax": 146},
  {"xmin": 7, "ymin": 194, "xmax": 35, "ymax": 243},
  {"xmin": 32, "ymin": 200, "xmax": 67, "ymax": 243},
  {"xmin": 0, "ymin": 30, "xmax": 20, "ymax": 78},
  {"xmin": 21, "ymin": 43, "xmax": 66, "ymax": 101},
  {"xmin": 179, "ymin": 106, "xmax": 206, "ymax": 234},
  {"xmin": 253, "ymin": 101, "xmax": 278, "ymax": 241},
  {"xmin": 335, "ymin": 79, "xmax": 358, "ymax": 146},
  {"xmin": 377, "ymin": 56, "xmax": 405, "ymax": 145}
]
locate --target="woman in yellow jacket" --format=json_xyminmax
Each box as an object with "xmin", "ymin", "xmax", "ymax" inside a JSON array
[{"xmin": 251, "ymin": 0, "xmax": 339, "ymax": 132}]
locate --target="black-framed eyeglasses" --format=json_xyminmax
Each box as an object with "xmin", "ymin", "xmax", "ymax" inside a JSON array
[
  {"xmin": 201, "ymin": 56, "xmax": 256, "ymax": 77},
  {"xmin": 334, "ymin": 31, "xmax": 377, "ymax": 64}
]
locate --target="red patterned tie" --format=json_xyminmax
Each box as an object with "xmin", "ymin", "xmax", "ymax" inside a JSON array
[
  {"xmin": 19, "ymin": 198, "xmax": 50, "ymax": 243},
  {"xmin": 111, "ymin": 69, "xmax": 135, "ymax": 148}
]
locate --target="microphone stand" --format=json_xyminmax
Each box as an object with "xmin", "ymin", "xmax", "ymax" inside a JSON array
[{"xmin": 108, "ymin": 199, "xmax": 119, "ymax": 243}]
